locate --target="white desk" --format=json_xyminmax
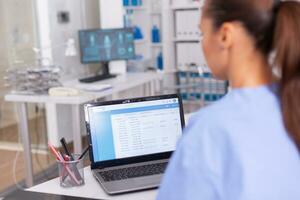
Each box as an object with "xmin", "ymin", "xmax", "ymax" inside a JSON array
[
  {"xmin": 27, "ymin": 113, "xmax": 195, "ymax": 200},
  {"xmin": 4, "ymin": 72, "xmax": 162, "ymax": 187},
  {"xmin": 29, "ymin": 167, "xmax": 158, "ymax": 200}
]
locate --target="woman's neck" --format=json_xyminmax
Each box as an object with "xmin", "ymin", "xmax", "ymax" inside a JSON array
[{"xmin": 228, "ymin": 50, "xmax": 274, "ymax": 88}]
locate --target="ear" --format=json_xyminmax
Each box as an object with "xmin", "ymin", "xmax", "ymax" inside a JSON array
[{"xmin": 217, "ymin": 22, "xmax": 234, "ymax": 50}]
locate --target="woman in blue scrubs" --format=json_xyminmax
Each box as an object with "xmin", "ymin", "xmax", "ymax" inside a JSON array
[{"xmin": 157, "ymin": 0, "xmax": 300, "ymax": 199}]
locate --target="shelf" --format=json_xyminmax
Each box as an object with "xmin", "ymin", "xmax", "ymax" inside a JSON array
[
  {"xmin": 171, "ymin": 3, "xmax": 201, "ymax": 10},
  {"xmin": 151, "ymin": 43, "xmax": 163, "ymax": 48},
  {"xmin": 150, "ymin": 12, "xmax": 162, "ymax": 15},
  {"xmin": 183, "ymin": 101, "xmax": 204, "ymax": 105},
  {"xmin": 134, "ymin": 39, "xmax": 148, "ymax": 45},
  {"xmin": 160, "ymin": 67, "xmax": 209, "ymax": 74},
  {"xmin": 159, "ymin": 69, "xmax": 180, "ymax": 74},
  {"xmin": 124, "ymin": 6, "xmax": 146, "ymax": 11},
  {"xmin": 174, "ymin": 38, "xmax": 200, "ymax": 42}
]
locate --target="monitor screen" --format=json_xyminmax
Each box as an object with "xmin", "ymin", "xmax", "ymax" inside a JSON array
[
  {"xmin": 79, "ymin": 28, "xmax": 135, "ymax": 63},
  {"xmin": 87, "ymin": 98, "xmax": 183, "ymax": 162}
]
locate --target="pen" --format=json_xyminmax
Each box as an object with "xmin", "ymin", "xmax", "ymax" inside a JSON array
[{"xmin": 78, "ymin": 146, "xmax": 90, "ymax": 160}]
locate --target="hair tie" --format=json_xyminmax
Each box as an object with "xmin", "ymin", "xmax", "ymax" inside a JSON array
[{"xmin": 273, "ymin": 0, "xmax": 281, "ymax": 14}]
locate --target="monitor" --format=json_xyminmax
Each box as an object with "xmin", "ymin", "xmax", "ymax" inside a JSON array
[{"xmin": 78, "ymin": 28, "xmax": 135, "ymax": 83}]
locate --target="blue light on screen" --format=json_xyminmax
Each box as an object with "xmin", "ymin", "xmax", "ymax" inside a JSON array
[{"xmin": 89, "ymin": 103, "xmax": 179, "ymax": 162}]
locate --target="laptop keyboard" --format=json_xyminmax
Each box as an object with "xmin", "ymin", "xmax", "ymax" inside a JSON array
[{"xmin": 98, "ymin": 162, "xmax": 168, "ymax": 182}]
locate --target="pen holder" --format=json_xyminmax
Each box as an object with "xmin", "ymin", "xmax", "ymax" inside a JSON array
[{"xmin": 57, "ymin": 154, "xmax": 85, "ymax": 188}]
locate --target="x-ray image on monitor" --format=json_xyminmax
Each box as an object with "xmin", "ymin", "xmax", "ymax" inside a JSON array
[{"xmin": 79, "ymin": 28, "xmax": 135, "ymax": 64}]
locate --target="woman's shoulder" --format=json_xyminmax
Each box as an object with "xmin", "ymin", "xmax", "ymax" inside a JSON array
[
  {"xmin": 188, "ymin": 93, "xmax": 236, "ymax": 127},
  {"xmin": 182, "ymin": 92, "xmax": 241, "ymax": 153},
  {"xmin": 179, "ymin": 95, "xmax": 240, "ymax": 177}
]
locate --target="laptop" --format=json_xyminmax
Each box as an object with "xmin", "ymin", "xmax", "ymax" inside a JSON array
[{"xmin": 84, "ymin": 94, "xmax": 185, "ymax": 194}]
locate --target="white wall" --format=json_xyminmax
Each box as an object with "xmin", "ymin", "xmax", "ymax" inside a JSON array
[
  {"xmin": 84, "ymin": 0, "xmax": 101, "ymax": 29},
  {"xmin": 99, "ymin": 0, "xmax": 123, "ymax": 29},
  {"xmin": 41, "ymin": 0, "xmax": 100, "ymax": 80}
]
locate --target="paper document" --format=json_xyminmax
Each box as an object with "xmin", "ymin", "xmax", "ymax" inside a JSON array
[{"xmin": 75, "ymin": 84, "xmax": 112, "ymax": 92}]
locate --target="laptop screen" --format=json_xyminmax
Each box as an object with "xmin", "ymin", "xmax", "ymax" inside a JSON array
[{"xmin": 87, "ymin": 97, "xmax": 183, "ymax": 163}]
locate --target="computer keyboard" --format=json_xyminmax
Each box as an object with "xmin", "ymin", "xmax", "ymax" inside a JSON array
[
  {"xmin": 98, "ymin": 162, "xmax": 168, "ymax": 182},
  {"xmin": 79, "ymin": 74, "xmax": 117, "ymax": 83}
]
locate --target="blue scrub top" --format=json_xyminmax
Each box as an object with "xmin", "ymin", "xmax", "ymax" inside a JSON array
[{"xmin": 157, "ymin": 84, "xmax": 300, "ymax": 200}]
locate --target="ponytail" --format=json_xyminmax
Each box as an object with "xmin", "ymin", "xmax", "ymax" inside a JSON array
[{"xmin": 273, "ymin": 1, "xmax": 300, "ymax": 150}]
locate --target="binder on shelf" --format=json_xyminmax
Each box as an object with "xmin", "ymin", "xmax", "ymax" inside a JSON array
[
  {"xmin": 176, "ymin": 43, "xmax": 206, "ymax": 69},
  {"xmin": 190, "ymin": 72, "xmax": 198, "ymax": 100},
  {"xmin": 178, "ymin": 71, "xmax": 188, "ymax": 100},
  {"xmin": 172, "ymin": 0, "xmax": 201, "ymax": 8},
  {"xmin": 197, "ymin": 74, "xmax": 204, "ymax": 100},
  {"xmin": 175, "ymin": 10, "xmax": 200, "ymax": 41}
]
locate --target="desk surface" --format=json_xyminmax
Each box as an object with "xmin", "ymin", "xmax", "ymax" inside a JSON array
[
  {"xmin": 29, "ymin": 167, "xmax": 158, "ymax": 200},
  {"xmin": 28, "ymin": 113, "xmax": 195, "ymax": 200},
  {"xmin": 5, "ymin": 72, "xmax": 161, "ymax": 105}
]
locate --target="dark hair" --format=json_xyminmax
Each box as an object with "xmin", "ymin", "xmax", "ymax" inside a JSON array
[{"xmin": 204, "ymin": 0, "xmax": 300, "ymax": 150}]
